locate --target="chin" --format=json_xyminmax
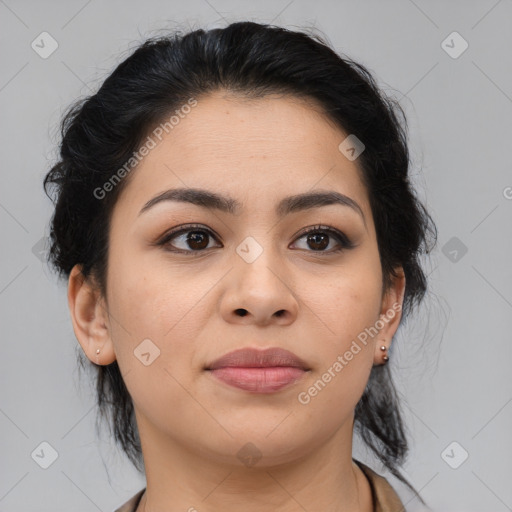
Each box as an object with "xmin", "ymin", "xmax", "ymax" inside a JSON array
[{"xmin": 196, "ymin": 429, "xmax": 314, "ymax": 468}]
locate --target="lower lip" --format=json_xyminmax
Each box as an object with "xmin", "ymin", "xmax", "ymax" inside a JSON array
[{"xmin": 208, "ymin": 367, "xmax": 307, "ymax": 393}]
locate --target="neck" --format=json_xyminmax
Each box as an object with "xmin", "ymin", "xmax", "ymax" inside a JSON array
[{"xmin": 134, "ymin": 412, "xmax": 373, "ymax": 512}]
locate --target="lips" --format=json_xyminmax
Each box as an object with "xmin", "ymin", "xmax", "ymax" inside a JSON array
[
  {"xmin": 206, "ymin": 347, "xmax": 310, "ymax": 371},
  {"xmin": 205, "ymin": 347, "xmax": 310, "ymax": 393}
]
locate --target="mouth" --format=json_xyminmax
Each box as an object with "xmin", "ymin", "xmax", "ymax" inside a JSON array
[{"xmin": 205, "ymin": 347, "xmax": 310, "ymax": 393}]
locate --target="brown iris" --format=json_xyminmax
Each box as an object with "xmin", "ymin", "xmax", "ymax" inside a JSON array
[
  {"xmin": 307, "ymin": 232, "xmax": 329, "ymax": 251},
  {"xmin": 186, "ymin": 231, "xmax": 210, "ymax": 250}
]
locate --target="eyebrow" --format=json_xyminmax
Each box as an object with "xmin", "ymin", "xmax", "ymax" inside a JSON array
[{"xmin": 138, "ymin": 187, "xmax": 366, "ymax": 228}]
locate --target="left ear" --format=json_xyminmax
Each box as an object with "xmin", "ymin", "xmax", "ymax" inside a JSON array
[{"xmin": 373, "ymin": 267, "xmax": 406, "ymax": 365}]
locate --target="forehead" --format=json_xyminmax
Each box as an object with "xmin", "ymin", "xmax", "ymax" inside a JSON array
[
  {"xmin": 153, "ymin": 90, "xmax": 346, "ymax": 161},
  {"xmin": 116, "ymin": 91, "xmax": 370, "ymax": 220}
]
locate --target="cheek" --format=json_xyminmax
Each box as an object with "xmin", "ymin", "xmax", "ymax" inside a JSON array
[
  {"xmin": 105, "ymin": 249, "xmax": 214, "ymax": 369},
  {"xmin": 107, "ymin": 240, "xmax": 168, "ymax": 326},
  {"xmin": 298, "ymin": 259, "xmax": 381, "ymax": 404},
  {"xmin": 305, "ymin": 261, "xmax": 382, "ymax": 347},
  {"xmin": 295, "ymin": 281, "xmax": 379, "ymax": 432}
]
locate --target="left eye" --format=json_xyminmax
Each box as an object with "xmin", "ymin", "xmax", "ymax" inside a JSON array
[{"xmin": 291, "ymin": 226, "xmax": 352, "ymax": 253}]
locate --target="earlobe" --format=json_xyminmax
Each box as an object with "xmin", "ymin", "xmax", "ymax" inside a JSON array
[
  {"xmin": 373, "ymin": 267, "xmax": 406, "ymax": 365},
  {"xmin": 67, "ymin": 264, "xmax": 117, "ymax": 365}
]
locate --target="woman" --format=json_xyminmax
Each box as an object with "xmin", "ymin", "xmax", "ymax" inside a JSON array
[{"xmin": 44, "ymin": 21, "xmax": 436, "ymax": 512}]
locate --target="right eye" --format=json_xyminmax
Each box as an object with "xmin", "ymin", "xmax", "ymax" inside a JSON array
[{"xmin": 157, "ymin": 224, "xmax": 222, "ymax": 254}]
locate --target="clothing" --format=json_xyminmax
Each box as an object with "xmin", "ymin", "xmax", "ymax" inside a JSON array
[{"xmin": 113, "ymin": 459, "xmax": 405, "ymax": 512}]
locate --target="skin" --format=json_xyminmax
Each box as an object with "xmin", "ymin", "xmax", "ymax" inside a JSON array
[{"xmin": 68, "ymin": 90, "xmax": 405, "ymax": 512}]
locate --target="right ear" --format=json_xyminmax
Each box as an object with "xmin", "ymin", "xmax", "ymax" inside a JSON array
[{"xmin": 67, "ymin": 264, "xmax": 116, "ymax": 365}]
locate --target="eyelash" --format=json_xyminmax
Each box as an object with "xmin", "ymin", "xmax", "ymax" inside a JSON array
[{"xmin": 156, "ymin": 223, "xmax": 355, "ymax": 256}]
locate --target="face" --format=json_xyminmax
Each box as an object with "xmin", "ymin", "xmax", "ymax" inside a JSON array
[{"xmin": 69, "ymin": 90, "xmax": 405, "ymax": 468}]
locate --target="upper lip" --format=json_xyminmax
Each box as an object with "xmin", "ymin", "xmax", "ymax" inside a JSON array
[{"xmin": 206, "ymin": 347, "xmax": 310, "ymax": 371}]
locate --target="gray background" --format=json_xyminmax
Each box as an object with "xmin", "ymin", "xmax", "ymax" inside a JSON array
[{"xmin": 1, "ymin": 1, "xmax": 511, "ymax": 511}]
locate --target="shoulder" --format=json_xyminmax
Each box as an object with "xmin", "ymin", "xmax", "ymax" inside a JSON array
[
  {"xmin": 354, "ymin": 459, "xmax": 406, "ymax": 512},
  {"xmin": 113, "ymin": 488, "xmax": 145, "ymax": 512}
]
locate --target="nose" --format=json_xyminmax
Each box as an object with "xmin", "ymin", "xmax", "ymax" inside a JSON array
[{"xmin": 220, "ymin": 248, "xmax": 299, "ymax": 327}]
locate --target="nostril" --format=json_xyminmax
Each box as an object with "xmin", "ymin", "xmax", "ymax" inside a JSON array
[{"xmin": 235, "ymin": 308, "xmax": 248, "ymax": 317}]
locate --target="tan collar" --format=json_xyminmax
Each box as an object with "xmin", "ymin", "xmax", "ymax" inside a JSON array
[{"xmin": 354, "ymin": 459, "xmax": 406, "ymax": 512}]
